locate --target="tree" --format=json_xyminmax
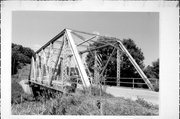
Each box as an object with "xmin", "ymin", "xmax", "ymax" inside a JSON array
[
  {"xmin": 144, "ymin": 59, "xmax": 159, "ymax": 79},
  {"xmin": 120, "ymin": 39, "xmax": 145, "ymax": 78},
  {"xmin": 86, "ymin": 36, "xmax": 145, "ymax": 80},
  {"xmin": 12, "ymin": 43, "xmax": 35, "ymax": 75},
  {"xmin": 144, "ymin": 59, "xmax": 159, "ymax": 91}
]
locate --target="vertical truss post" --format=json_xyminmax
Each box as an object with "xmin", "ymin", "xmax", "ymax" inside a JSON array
[
  {"xmin": 46, "ymin": 45, "xmax": 51, "ymax": 66},
  {"xmin": 49, "ymin": 38, "xmax": 64, "ymax": 86},
  {"xmin": 42, "ymin": 49, "xmax": 48, "ymax": 82},
  {"xmin": 99, "ymin": 48, "xmax": 116, "ymax": 80},
  {"xmin": 66, "ymin": 55, "xmax": 71, "ymax": 81},
  {"xmin": 94, "ymin": 51, "xmax": 99, "ymax": 85},
  {"xmin": 38, "ymin": 54, "xmax": 42, "ymax": 82},
  {"xmin": 31, "ymin": 57, "xmax": 36, "ymax": 81},
  {"xmin": 60, "ymin": 57, "xmax": 64, "ymax": 84},
  {"xmin": 28, "ymin": 57, "xmax": 32, "ymax": 82},
  {"xmin": 39, "ymin": 54, "xmax": 43, "ymax": 83},
  {"xmin": 116, "ymin": 47, "xmax": 121, "ymax": 86},
  {"xmin": 56, "ymin": 57, "xmax": 63, "ymax": 80},
  {"xmin": 45, "ymin": 46, "xmax": 51, "ymax": 83},
  {"xmin": 35, "ymin": 54, "xmax": 42, "ymax": 82},
  {"xmin": 133, "ymin": 78, "xmax": 134, "ymax": 89},
  {"xmin": 66, "ymin": 29, "xmax": 90, "ymax": 88},
  {"xmin": 68, "ymin": 56, "xmax": 72, "ymax": 77},
  {"xmin": 62, "ymin": 39, "xmax": 69, "ymax": 88},
  {"xmin": 34, "ymin": 55, "xmax": 37, "ymax": 82},
  {"xmin": 41, "ymin": 50, "xmax": 45, "ymax": 80},
  {"xmin": 47, "ymin": 43, "xmax": 54, "ymax": 85}
]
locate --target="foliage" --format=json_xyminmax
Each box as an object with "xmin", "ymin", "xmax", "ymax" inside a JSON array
[
  {"xmin": 12, "ymin": 43, "xmax": 34, "ymax": 75},
  {"xmin": 153, "ymin": 83, "xmax": 159, "ymax": 92},
  {"xmin": 121, "ymin": 39, "xmax": 145, "ymax": 77},
  {"xmin": 144, "ymin": 59, "xmax": 159, "ymax": 91},
  {"xmin": 86, "ymin": 37, "xmax": 145, "ymax": 78},
  {"xmin": 144, "ymin": 59, "xmax": 159, "ymax": 79}
]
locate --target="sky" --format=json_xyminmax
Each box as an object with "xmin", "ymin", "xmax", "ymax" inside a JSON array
[{"xmin": 12, "ymin": 11, "xmax": 159, "ymax": 66}]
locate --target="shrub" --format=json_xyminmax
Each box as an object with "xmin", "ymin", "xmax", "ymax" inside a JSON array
[{"xmin": 153, "ymin": 83, "xmax": 159, "ymax": 92}]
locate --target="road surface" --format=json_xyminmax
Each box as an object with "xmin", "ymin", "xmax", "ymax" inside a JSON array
[{"xmin": 105, "ymin": 86, "xmax": 159, "ymax": 105}]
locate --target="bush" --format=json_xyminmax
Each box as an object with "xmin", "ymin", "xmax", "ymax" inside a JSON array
[{"xmin": 153, "ymin": 83, "xmax": 159, "ymax": 92}]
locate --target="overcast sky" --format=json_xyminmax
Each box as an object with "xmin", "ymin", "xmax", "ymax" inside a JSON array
[{"xmin": 12, "ymin": 11, "xmax": 159, "ymax": 66}]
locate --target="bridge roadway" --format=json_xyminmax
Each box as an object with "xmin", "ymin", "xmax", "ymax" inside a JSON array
[{"xmin": 105, "ymin": 86, "xmax": 159, "ymax": 105}]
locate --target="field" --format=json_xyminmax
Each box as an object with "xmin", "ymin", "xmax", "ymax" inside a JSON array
[{"xmin": 11, "ymin": 65, "xmax": 159, "ymax": 115}]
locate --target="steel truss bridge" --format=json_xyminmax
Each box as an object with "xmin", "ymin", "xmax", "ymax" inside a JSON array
[{"xmin": 28, "ymin": 28, "xmax": 155, "ymax": 94}]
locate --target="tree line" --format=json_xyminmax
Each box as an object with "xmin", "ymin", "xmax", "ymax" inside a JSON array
[
  {"xmin": 12, "ymin": 43, "xmax": 34, "ymax": 75},
  {"xmin": 85, "ymin": 37, "xmax": 159, "ymax": 90},
  {"xmin": 86, "ymin": 36, "xmax": 159, "ymax": 79}
]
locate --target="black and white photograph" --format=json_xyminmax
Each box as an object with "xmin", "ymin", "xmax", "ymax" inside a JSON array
[
  {"xmin": 1, "ymin": 1, "xmax": 179, "ymax": 119},
  {"xmin": 11, "ymin": 11, "xmax": 160, "ymax": 115}
]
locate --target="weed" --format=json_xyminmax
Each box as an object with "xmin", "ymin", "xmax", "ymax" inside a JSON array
[{"xmin": 135, "ymin": 97, "xmax": 158, "ymax": 110}]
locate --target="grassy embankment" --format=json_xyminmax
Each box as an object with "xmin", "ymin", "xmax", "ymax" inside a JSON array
[{"xmin": 11, "ymin": 65, "xmax": 159, "ymax": 115}]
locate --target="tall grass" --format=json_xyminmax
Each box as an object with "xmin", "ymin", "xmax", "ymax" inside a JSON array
[
  {"xmin": 11, "ymin": 65, "xmax": 159, "ymax": 115},
  {"xmin": 12, "ymin": 87, "xmax": 158, "ymax": 115}
]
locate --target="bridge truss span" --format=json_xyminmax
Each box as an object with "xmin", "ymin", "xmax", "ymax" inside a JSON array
[{"xmin": 29, "ymin": 28, "xmax": 154, "ymax": 93}]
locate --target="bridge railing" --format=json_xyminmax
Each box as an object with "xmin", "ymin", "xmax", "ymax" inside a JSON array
[
  {"xmin": 63, "ymin": 76, "xmax": 158, "ymax": 90},
  {"xmin": 100, "ymin": 77, "xmax": 159, "ymax": 90},
  {"xmin": 66, "ymin": 76, "xmax": 158, "ymax": 91}
]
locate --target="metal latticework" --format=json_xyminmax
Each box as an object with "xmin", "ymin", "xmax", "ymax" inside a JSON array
[{"xmin": 28, "ymin": 28, "xmax": 154, "ymax": 92}]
